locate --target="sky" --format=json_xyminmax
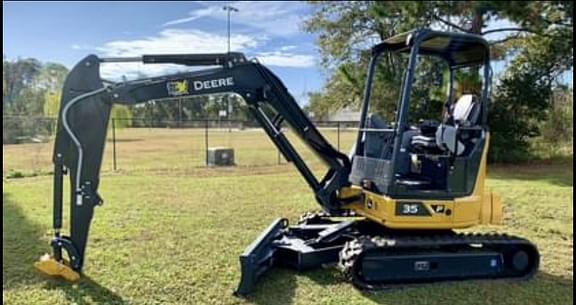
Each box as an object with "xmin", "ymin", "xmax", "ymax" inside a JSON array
[
  {"xmin": 3, "ymin": 1, "xmax": 324, "ymax": 104},
  {"xmin": 3, "ymin": 1, "xmax": 572, "ymax": 106}
]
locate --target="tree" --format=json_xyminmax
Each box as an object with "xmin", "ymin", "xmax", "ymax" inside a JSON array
[
  {"xmin": 43, "ymin": 91, "xmax": 61, "ymax": 118},
  {"xmin": 3, "ymin": 58, "xmax": 43, "ymax": 112},
  {"xmin": 303, "ymin": 2, "xmax": 450, "ymax": 122},
  {"xmin": 3, "ymin": 58, "xmax": 69, "ymax": 143},
  {"xmin": 540, "ymin": 87, "xmax": 573, "ymax": 146},
  {"xmin": 304, "ymin": 1, "xmax": 573, "ymax": 161},
  {"xmin": 41, "ymin": 63, "xmax": 69, "ymax": 118},
  {"xmin": 39, "ymin": 63, "xmax": 68, "ymax": 92}
]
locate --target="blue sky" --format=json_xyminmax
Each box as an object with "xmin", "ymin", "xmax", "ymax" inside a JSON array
[
  {"xmin": 3, "ymin": 1, "xmax": 324, "ymax": 104},
  {"xmin": 3, "ymin": 1, "xmax": 572, "ymax": 105}
]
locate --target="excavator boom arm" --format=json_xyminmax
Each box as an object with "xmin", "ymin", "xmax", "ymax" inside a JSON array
[{"xmin": 49, "ymin": 53, "xmax": 350, "ymax": 273}]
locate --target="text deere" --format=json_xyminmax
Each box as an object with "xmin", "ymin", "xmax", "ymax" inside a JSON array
[{"xmin": 194, "ymin": 77, "xmax": 234, "ymax": 91}]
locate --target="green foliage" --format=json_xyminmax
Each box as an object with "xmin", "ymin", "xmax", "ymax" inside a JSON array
[
  {"xmin": 111, "ymin": 105, "xmax": 133, "ymax": 128},
  {"xmin": 42, "ymin": 91, "xmax": 61, "ymax": 118},
  {"xmin": 489, "ymin": 71, "xmax": 553, "ymax": 162},
  {"xmin": 540, "ymin": 88, "xmax": 573, "ymax": 146},
  {"xmin": 488, "ymin": 8, "xmax": 573, "ymax": 162},
  {"xmin": 128, "ymin": 93, "xmax": 252, "ymax": 126},
  {"xmin": 3, "ymin": 57, "xmax": 43, "ymax": 107},
  {"xmin": 304, "ymin": 1, "xmax": 573, "ymax": 162},
  {"xmin": 38, "ymin": 62, "xmax": 68, "ymax": 92},
  {"xmin": 3, "ymin": 58, "xmax": 69, "ymax": 143}
]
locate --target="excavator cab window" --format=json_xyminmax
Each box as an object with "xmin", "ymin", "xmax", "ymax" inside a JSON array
[{"xmin": 351, "ymin": 30, "xmax": 492, "ymax": 197}]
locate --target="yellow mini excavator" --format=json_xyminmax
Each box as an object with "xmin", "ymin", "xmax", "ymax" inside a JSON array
[{"xmin": 36, "ymin": 29, "xmax": 539, "ymax": 295}]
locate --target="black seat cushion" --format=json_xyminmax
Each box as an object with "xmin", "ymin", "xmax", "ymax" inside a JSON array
[{"xmin": 411, "ymin": 135, "xmax": 437, "ymax": 148}]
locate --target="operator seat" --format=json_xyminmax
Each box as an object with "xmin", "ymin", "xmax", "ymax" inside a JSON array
[
  {"xmin": 435, "ymin": 94, "xmax": 480, "ymax": 155},
  {"xmin": 411, "ymin": 94, "xmax": 480, "ymax": 155}
]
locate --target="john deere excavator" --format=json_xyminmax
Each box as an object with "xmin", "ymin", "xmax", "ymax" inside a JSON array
[{"xmin": 35, "ymin": 30, "xmax": 539, "ymax": 295}]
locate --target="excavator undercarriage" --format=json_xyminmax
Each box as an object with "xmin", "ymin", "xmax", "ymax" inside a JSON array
[
  {"xmin": 35, "ymin": 29, "xmax": 539, "ymax": 296},
  {"xmin": 235, "ymin": 210, "xmax": 539, "ymax": 295}
]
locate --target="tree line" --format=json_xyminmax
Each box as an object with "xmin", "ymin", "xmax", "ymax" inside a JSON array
[{"xmin": 2, "ymin": 57, "xmax": 252, "ymax": 143}]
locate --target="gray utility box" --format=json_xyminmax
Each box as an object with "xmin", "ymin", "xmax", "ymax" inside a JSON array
[{"xmin": 207, "ymin": 147, "xmax": 235, "ymax": 166}]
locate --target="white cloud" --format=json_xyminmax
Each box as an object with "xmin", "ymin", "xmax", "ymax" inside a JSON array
[
  {"xmin": 92, "ymin": 28, "xmax": 315, "ymax": 80},
  {"xmin": 256, "ymin": 51, "xmax": 315, "ymax": 68},
  {"xmin": 96, "ymin": 28, "xmax": 263, "ymax": 80},
  {"xmin": 99, "ymin": 62, "xmax": 190, "ymax": 81},
  {"xmin": 279, "ymin": 45, "xmax": 297, "ymax": 52},
  {"xmin": 71, "ymin": 44, "xmax": 94, "ymax": 50},
  {"xmin": 163, "ymin": 9, "xmax": 211, "ymax": 26},
  {"xmin": 97, "ymin": 28, "xmax": 261, "ymax": 56},
  {"xmin": 163, "ymin": 1, "xmax": 308, "ymax": 36}
]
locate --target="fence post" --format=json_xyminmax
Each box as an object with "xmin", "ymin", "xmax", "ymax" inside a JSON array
[
  {"xmin": 205, "ymin": 120, "xmax": 209, "ymax": 166},
  {"xmin": 178, "ymin": 98, "xmax": 182, "ymax": 128},
  {"xmin": 337, "ymin": 121, "xmax": 341, "ymax": 151},
  {"xmin": 277, "ymin": 125, "xmax": 282, "ymax": 165},
  {"xmin": 278, "ymin": 149, "xmax": 281, "ymax": 165},
  {"xmin": 112, "ymin": 118, "xmax": 117, "ymax": 171}
]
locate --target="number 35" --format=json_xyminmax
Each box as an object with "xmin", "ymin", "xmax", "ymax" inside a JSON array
[{"xmin": 402, "ymin": 204, "xmax": 419, "ymax": 214}]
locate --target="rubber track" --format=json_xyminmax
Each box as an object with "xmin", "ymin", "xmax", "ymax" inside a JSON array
[
  {"xmin": 339, "ymin": 232, "xmax": 540, "ymax": 290},
  {"xmin": 297, "ymin": 209, "xmax": 356, "ymax": 225}
]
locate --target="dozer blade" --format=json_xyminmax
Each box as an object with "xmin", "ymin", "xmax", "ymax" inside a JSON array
[
  {"xmin": 235, "ymin": 218, "xmax": 287, "ymax": 296},
  {"xmin": 235, "ymin": 216, "xmax": 354, "ymax": 296},
  {"xmin": 34, "ymin": 254, "xmax": 80, "ymax": 282}
]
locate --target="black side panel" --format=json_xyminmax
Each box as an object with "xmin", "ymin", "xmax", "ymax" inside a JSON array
[
  {"xmin": 389, "ymin": 135, "xmax": 486, "ymax": 200},
  {"xmin": 447, "ymin": 136, "xmax": 485, "ymax": 195}
]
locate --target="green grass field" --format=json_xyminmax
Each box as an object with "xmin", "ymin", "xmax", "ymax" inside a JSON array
[{"xmin": 2, "ymin": 128, "xmax": 573, "ymax": 305}]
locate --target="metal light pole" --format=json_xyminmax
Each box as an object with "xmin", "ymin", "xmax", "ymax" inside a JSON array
[
  {"xmin": 222, "ymin": 5, "xmax": 239, "ymax": 54},
  {"xmin": 222, "ymin": 5, "xmax": 238, "ymax": 132}
]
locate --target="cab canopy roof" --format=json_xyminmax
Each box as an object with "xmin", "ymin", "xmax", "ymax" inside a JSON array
[{"xmin": 372, "ymin": 29, "xmax": 490, "ymax": 67}]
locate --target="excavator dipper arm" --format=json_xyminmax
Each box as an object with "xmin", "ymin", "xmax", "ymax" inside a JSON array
[{"xmin": 36, "ymin": 53, "xmax": 351, "ymax": 291}]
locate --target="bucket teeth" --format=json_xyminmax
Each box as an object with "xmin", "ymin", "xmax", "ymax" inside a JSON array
[{"xmin": 34, "ymin": 254, "xmax": 80, "ymax": 282}]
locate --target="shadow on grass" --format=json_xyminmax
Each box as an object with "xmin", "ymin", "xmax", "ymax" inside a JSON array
[
  {"xmin": 243, "ymin": 269, "xmax": 298, "ymax": 305},
  {"xmin": 359, "ymin": 272, "xmax": 573, "ymax": 305},
  {"xmin": 490, "ymin": 156, "xmax": 573, "ymax": 187},
  {"xmin": 43, "ymin": 276, "xmax": 127, "ymax": 305},
  {"xmin": 240, "ymin": 265, "xmax": 572, "ymax": 305},
  {"xmin": 3, "ymin": 193, "xmax": 49, "ymax": 289},
  {"xmin": 303, "ymin": 265, "xmax": 572, "ymax": 305},
  {"xmin": 2, "ymin": 193, "xmax": 127, "ymax": 304}
]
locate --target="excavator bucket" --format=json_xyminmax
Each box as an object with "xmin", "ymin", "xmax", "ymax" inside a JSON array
[{"xmin": 34, "ymin": 254, "xmax": 80, "ymax": 282}]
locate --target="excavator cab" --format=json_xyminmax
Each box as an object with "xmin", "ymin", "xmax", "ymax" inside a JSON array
[{"xmin": 351, "ymin": 30, "xmax": 491, "ymax": 198}]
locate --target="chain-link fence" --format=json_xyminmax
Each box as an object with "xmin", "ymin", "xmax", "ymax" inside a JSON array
[{"xmin": 3, "ymin": 115, "xmax": 359, "ymax": 177}]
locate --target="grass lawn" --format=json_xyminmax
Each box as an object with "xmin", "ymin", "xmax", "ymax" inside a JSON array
[{"xmin": 2, "ymin": 128, "xmax": 573, "ymax": 305}]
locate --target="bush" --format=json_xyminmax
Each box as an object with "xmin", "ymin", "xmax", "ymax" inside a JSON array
[
  {"xmin": 540, "ymin": 89, "xmax": 573, "ymax": 145},
  {"xmin": 488, "ymin": 69, "xmax": 553, "ymax": 163}
]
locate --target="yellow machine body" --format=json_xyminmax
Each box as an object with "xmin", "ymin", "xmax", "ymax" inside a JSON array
[{"xmin": 342, "ymin": 133, "xmax": 502, "ymax": 230}]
